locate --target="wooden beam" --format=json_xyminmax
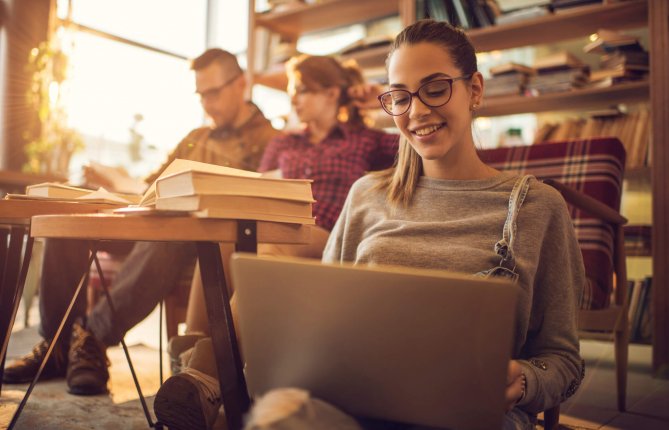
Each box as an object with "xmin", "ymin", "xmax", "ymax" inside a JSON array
[{"xmin": 649, "ymin": 0, "xmax": 669, "ymax": 379}]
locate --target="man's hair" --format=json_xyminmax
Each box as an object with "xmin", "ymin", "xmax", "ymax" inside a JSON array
[{"xmin": 191, "ymin": 48, "xmax": 243, "ymax": 76}]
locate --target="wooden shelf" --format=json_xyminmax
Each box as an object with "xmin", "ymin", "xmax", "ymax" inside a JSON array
[
  {"xmin": 255, "ymin": 0, "xmax": 399, "ymax": 38},
  {"xmin": 478, "ymin": 81, "xmax": 649, "ymax": 117},
  {"xmin": 468, "ymin": 0, "xmax": 648, "ymax": 52}
]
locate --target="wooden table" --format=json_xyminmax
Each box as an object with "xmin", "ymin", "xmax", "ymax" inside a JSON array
[
  {"xmin": 21, "ymin": 213, "xmax": 311, "ymax": 430},
  {"xmin": 0, "ymin": 200, "xmax": 121, "ymax": 395}
]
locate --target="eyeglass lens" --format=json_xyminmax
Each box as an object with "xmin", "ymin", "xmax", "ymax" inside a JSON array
[{"xmin": 380, "ymin": 80, "xmax": 453, "ymax": 116}]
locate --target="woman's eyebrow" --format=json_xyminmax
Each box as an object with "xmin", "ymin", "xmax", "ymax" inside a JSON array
[
  {"xmin": 420, "ymin": 72, "xmax": 451, "ymax": 83},
  {"xmin": 389, "ymin": 72, "xmax": 452, "ymax": 89}
]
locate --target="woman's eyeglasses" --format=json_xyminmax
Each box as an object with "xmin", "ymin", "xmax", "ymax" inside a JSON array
[{"xmin": 377, "ymin": 75, "xmax": 472, "ymax": 116}]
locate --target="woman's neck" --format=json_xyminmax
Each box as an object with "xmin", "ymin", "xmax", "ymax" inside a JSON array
[
  {"xmin": 422, "ymin": 142, "xmax": 498, "ymax": 180},
  {"xmin": 306, "ymin": 115, "xmax": 339, "ymax": 145}
]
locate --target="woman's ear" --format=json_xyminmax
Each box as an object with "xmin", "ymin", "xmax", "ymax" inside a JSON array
[
  {"xmin": 326, "ymin": 86, "xmax": 342, "ymax": 103},
  {"xmin": 469, "ymin": 71, "xmax": 484, "ymax": 110}
]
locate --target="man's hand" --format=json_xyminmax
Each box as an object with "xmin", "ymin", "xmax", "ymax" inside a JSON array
[
  {"xmin": 82, "ymin": 162, "xmax": 146, "ymax": 195},
  {"xmin": 82, "ymin": 165, "xmax": 123, "ymax": 190},
  {"xmin": 505, "ymin": 360, "xmax": 526, "ymax": 411}
]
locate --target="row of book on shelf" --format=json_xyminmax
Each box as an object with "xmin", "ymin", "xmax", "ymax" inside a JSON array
[
  {"xmin": 5, "ymin": 159, "xmax": 316, "ymax": 226},
  {"xmin": 486, "ymin": 29, "xmax": 648, "ymax": 98},
  {"xmin": 418, "ymin": 0, "xmax": 606, "ymax": 29},
  {"xmin": 627, "ymin": 276, "xmax": 652, "ymax": 344},
  {"xmin": 532, "ymin": 106, "xmax": 650, "ymax": 169}
]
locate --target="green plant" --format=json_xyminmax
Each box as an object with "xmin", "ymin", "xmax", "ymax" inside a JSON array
[{"xmin": 23, "ymin": 39, "xmax": 83, "ymax": 175}]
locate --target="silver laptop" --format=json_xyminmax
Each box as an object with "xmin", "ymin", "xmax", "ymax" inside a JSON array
[{"xmin": 230, "ymin": 254, "xmax": 519, "ymax": 430}]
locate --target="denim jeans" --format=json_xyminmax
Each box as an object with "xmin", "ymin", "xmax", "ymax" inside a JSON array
[{"xmin": 38, "ymin": 238, "xmax": 196, "ymax": 346}]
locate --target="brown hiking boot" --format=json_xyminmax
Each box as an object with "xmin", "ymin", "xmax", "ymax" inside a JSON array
[
  {"xmin": 3, "ymin": 338, "xmax": 68, "ymax": 384},
  {"xmin": 66, "ymin": 320, "xmax": 110, "ymax": 395}
]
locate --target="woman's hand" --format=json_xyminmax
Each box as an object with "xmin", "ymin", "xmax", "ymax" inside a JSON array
[
  {"xmin": 347, "ymin": 83, "xmax": 385, "ymax": 110},
  {"xmin": 505, "ymin": 360, "xmax": 526, "ymax": 411}
]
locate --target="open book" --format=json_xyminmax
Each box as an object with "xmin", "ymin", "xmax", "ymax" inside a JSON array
[{"xmin": 5, "ymin": 182, "xmax": 141, "ymax": 205}]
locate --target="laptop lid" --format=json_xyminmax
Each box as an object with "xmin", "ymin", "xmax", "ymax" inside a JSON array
[{"xmin": 230, "ymin": 254, "xmax": 519, "ymax": 430}]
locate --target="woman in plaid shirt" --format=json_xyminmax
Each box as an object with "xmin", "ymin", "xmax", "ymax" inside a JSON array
[{"xmin": 259, "ymin": 54, "xmax": 399, "ymax": 243}]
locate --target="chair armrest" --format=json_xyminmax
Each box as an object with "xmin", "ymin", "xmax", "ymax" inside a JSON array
[{"xmin": 543, "ymin": 179, "xmax": 627, "ymax": 225}]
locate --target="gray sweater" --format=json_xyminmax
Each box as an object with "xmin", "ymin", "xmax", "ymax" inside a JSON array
[{"xmin": 322, "ymin": 172, "xmax": 585, "ymax": 414}]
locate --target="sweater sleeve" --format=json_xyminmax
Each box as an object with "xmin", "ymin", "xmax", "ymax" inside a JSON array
[{"xmin": 516, "ymin": 187, "xmax": 585, "ymax": 413}]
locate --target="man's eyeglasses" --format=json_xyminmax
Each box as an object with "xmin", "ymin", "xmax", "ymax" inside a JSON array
[
  {"xmin": 196, "ymin": 73, "xmax": 242, "ymax": 101},
  {"xmin": 377, "ymin": 75, "xmax": 472, "ymax": 116}
]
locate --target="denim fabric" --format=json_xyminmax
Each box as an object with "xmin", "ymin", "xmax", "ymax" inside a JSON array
[
  {"xmin": 475, "ymin": 175, "xmax": 533, "ymax": 281},
  {"xmin": 38, "ymin": 238, "xmax": 196, "ymax": 346}
]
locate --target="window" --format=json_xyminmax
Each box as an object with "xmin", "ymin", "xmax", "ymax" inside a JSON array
[{"xmin": 56, "ymin": 0, "xmax": 208, "ymax": 180}]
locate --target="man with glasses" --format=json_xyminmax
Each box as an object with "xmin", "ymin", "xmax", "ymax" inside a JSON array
[{"xmin": 3, "ymin": 49, "xmax": 278, "ymax": 396}]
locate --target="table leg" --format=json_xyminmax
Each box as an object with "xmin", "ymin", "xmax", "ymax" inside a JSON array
[
  {"xmin": 197, "ymin": 241, "xmax": 249, "ymax": 430},
  {"xmin": 92, "ymin": 251, "xmax": 158, "ymax": 429},
  {"xmin": 0, "ymin": 227, "xmax": 32, "ymax": 396}
]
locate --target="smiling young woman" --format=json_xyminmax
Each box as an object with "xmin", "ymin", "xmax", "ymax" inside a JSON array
[{"xmin": 243, "ymin": 20, "xmax": 586, "ymax": 430}]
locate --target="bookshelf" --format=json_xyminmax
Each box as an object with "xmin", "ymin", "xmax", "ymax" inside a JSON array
[
  {"xmin": 246, "ymin": 0, "xmax": 669, "ymax": 377},
  {"xmin": 478, "ymin": 80, "xmax": 649, "ymax": 117}
]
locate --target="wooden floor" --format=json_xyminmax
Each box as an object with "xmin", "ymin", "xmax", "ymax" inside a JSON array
[{"xmin": 1, "ymin": 300, "xmax": 668, "ymax": 430}]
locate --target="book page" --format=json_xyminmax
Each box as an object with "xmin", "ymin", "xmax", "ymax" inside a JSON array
[
  {"xmin": 76, "ymin": 187, "xmax": 139, "ymax": 205},
  {"xmin": 87, "ymin": 161, "xmax": 147, "ymax": 195}
]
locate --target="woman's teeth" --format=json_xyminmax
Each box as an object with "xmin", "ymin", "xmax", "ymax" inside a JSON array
[{"xmin": 413, "ymin": 124, "xmax": 443, "ymax": 136}]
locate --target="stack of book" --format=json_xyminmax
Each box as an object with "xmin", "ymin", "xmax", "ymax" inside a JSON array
[
  {"xmin": 485, "ymin": 62, "xmax": 535, "ymax": 98},
  {"xmin": 154, "ymin": 161, "xmax": 316, "ymax": 225},
  {"xmin": 583, "ymin": 29, "xmax": 649, "ymax": 88},
  {"xmin": 624, "ymin": 224, "xmax": 652, "ymax": 257},
  {"xmin": 526, "ymin": 51, "xmax": 589, "ymax": 95}
]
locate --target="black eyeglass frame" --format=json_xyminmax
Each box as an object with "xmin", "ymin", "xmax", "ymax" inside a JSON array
[
  {"xmin": 196, "ymin": 72, "xmax": 242, "ymax": 100},
  {"xmin": 377, "ymin": 74, "xmax": 473, "ymax": 116}
]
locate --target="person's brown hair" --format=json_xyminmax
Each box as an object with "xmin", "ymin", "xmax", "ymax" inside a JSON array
[
  {"xmin": 191, "ymin": 48, "xmax": 243, "ymax": 77},
  {"xmin": 376, "ymin": 19, "xmax": 478, "ymax": 207},
  {"xmin": 286, "ymin": 54, "xmax": 366, "ymax": 127}
]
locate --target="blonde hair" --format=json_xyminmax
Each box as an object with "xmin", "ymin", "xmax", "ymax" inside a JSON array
[
  {"xmin": 286, "ymin": 54, "xmax": 367, "ymax": 127},
  {"xmin": 376, "ymin": 19, "xmax": 478, "ymax": 208}
]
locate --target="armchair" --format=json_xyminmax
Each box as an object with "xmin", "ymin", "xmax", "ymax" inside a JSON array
[{"xmin": 480, "ymin": 137, "xmax": 629, "ymax": 427}]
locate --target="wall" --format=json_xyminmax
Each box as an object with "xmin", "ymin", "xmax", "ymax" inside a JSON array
[{"xmin": 0, "ymin": 0, "xmax": 51, "ymax": 171}]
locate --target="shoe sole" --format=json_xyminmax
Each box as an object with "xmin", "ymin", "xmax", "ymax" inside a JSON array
[
  {"xmin": 154, "ymin": 376, "xmax": 208, "ymax": 430},
  {"xmin": 67, "ymin": 384, "xmax": 108, "ymax": 396}
]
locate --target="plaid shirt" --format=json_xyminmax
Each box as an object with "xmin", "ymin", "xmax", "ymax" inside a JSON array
[{"xmin": 259, "ymin": 123, "xmax": 399, "ymax": 230}]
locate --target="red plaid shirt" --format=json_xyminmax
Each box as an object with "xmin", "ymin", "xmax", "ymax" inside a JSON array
[{"xmin": 259, "ymin": 123, "xmax": 399, "ymax": 230}]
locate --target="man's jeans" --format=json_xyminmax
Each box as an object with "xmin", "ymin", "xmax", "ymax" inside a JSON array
[{"xmin": 38, "ymin": 238, "xmax": 196, "ymax": 346}]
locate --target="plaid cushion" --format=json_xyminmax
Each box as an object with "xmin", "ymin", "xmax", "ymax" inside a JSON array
[{"xmin": 479, "ymin": 137, "xmax": 626, "ymax": 310}]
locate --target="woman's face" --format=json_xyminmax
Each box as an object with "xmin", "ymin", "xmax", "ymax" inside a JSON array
[
  {"xmin": 288, "ymin": 77, "xmax": 339, "ymax": 124},
  {"xmin": 386, "ymin": 42, "xmax": 481, "ymax": 164}
]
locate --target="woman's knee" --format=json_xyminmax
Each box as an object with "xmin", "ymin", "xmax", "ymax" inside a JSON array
[{"xmin": 245, "ymin": 388, "xmax": 362, "ymax": 430}]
